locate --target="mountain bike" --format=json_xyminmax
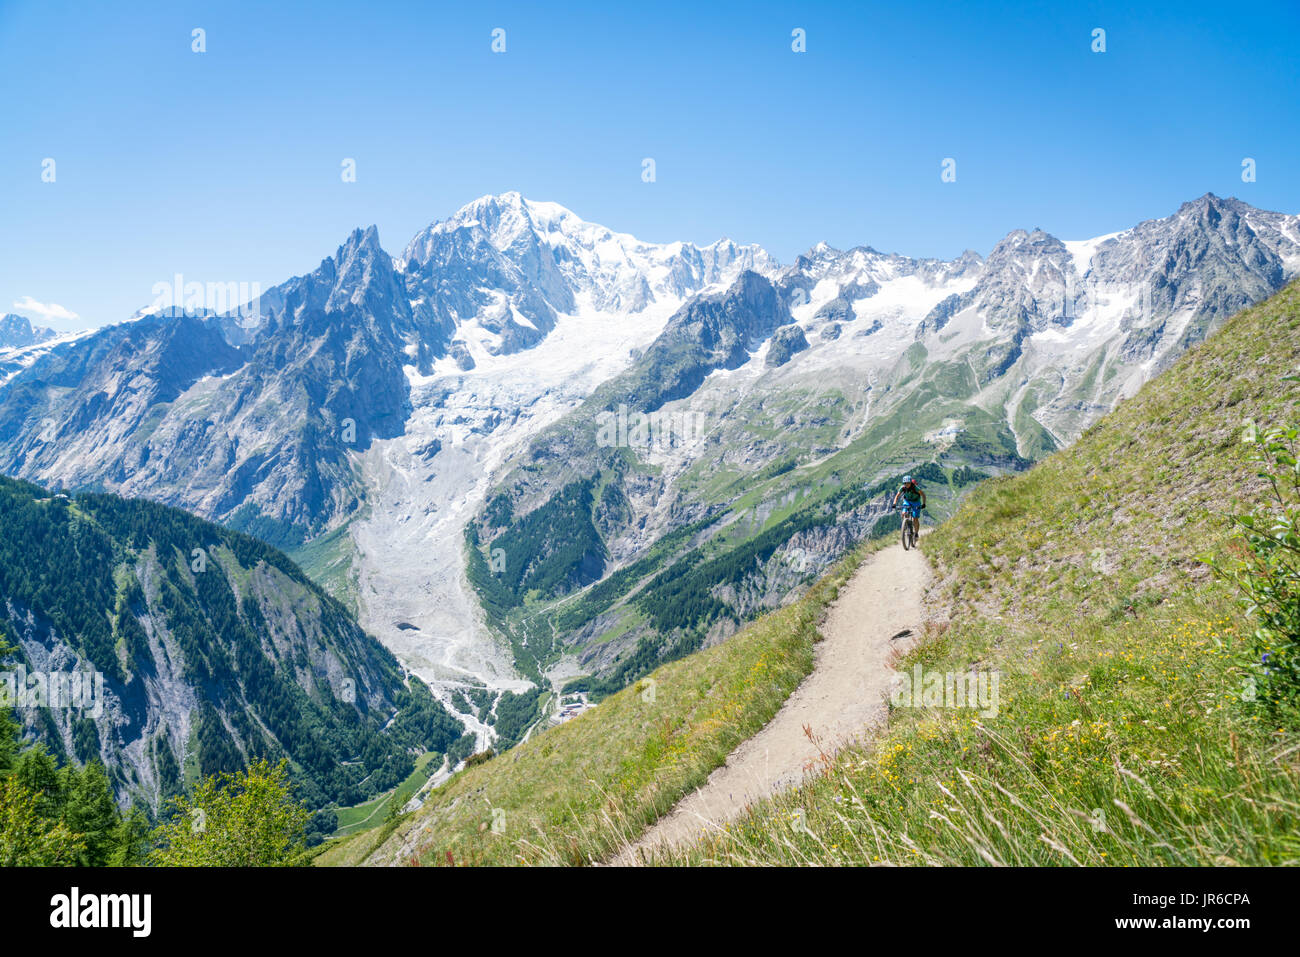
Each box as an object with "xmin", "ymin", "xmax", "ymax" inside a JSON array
[{"xmin": 899, "ymin": 502, "xmax": 923, "ymax": 550}]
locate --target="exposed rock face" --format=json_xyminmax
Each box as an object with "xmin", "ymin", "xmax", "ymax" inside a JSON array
[
  {"xmin": 622, "ymin": 270, "xmax": 791, "ymax": 406},
  {"xmin": 449, "ymin": 341, "xmax": 476, "ymax": 371},
  {"xmin": 766, "ymin": 324, "xmax": 810, "ymax": 367}
]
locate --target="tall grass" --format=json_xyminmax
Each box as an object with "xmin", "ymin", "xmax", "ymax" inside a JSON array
[{"xmin": 647, "ymin": 599, "xmax": 1299, "ymax": 866}]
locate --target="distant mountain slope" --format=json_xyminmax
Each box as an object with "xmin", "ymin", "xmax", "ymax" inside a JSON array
[
  {"xmin": 0, "ymin": 477, "xmax": 464, "ymax": 810},
  {"xmin": 0, "ymin": 231, "xmax": 414, "ymax": 549}
]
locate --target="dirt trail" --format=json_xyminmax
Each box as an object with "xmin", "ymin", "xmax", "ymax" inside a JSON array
[{"xmin": 617, "ymin": 541, "xmax": 930, "ymax": 863}]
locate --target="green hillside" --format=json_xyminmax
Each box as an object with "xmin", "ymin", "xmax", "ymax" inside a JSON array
[
  {"xmin": 650, "ymin": 280, "xmax": 1300, "ymax": 865},
  {"xmin": 0, "ymin": 479, "xmax": 463, "ymax": 813}
]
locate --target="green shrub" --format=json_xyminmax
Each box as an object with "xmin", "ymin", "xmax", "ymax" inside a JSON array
[{"xmin": 1225, "ymin": 416, "xmax": 1300, "ymax": 725}]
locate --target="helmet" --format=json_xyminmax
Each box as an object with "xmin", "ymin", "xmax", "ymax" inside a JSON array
[{"xmin": 903, "ymin": 475, "xmax": 912, "ymax": 484}]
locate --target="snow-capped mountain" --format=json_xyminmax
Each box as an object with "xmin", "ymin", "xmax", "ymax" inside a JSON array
[
  {"xmin": 400, "ymin": 191, "xmax": 775, "ymax": 365},
  {"xmin": 0, "ymin": 313, "xmax": 56, "ymax": 350},
  {"xmin": 0, "ymin": 191, "xmax": 1296, "ymax": 729},
  {"xmin": 778, "ymin": 193, "xmax": 1300, "ymax": 445}
]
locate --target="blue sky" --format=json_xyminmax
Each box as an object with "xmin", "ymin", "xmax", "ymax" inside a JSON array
[{"xmin": 2, "ymin": 0, "xmax": 1297, "ymax": 329}]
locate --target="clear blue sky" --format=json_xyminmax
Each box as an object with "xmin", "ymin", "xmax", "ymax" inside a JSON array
[{"xmin": 2, "ymin": 0, "xmax": 1297, "ymax": 329}]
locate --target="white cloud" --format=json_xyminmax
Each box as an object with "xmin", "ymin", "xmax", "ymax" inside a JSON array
[{"xmin": 12, "ymin": 296, "xmax": 80, "ymax": 324}]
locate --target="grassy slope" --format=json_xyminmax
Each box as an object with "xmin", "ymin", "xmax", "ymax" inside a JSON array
[
  {"xmin": 316, "ymin": 542, "xmax": 880, "ymax": 866},
  {"xmin": 647, "ymin": 280, "xmax": 1300, "ymax": 865},
  {"xmin": 331, "ymin": 751, "xmax": 440, "ymax": 837},
  {"xmin": 286, "ymin": 514, "xmax": 363, "ymax": 618}
]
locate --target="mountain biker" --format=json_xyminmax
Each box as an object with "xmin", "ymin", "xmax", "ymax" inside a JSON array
[{"xmin": 890, "ymin": 475, "xmax": 926, "ymax": 539}]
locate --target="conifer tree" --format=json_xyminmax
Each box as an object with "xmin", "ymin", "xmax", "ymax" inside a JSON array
[
  {"xmin": 13, "ymin": 745, "xmax": 63, "ymax": 820},
  {"xmin": 64, "ymin": 760, "xmax": 120, "ymax": 866}
]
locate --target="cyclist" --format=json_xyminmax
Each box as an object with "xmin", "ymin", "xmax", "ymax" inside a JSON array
[{"xmin": 891, "ymin": 475, "xmax": 926, "ymax": 540}]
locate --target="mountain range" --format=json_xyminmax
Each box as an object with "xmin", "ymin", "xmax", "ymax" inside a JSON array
[{"xmin": 2, "ymin": 191, "xmax": 1297, "ymax": 743}]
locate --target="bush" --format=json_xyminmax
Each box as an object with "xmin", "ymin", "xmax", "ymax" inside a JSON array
[
  {"xmin": 148, "ymin": 759, "xmax": 309, "ymax": 866},
  {"xmin": 1225, "ymin": 417, "xmax": 1300, "ymax": 724}
]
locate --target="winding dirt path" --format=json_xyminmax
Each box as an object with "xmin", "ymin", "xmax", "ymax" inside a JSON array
[{"xmin": 617, "ymin": 541, "xmax": 930, "ymax": 863}]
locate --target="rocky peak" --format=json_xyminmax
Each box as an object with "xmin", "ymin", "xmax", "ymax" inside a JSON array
[{"xmin": 0, "ymin": 313, "xmax": 55, "ymax": 349}]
